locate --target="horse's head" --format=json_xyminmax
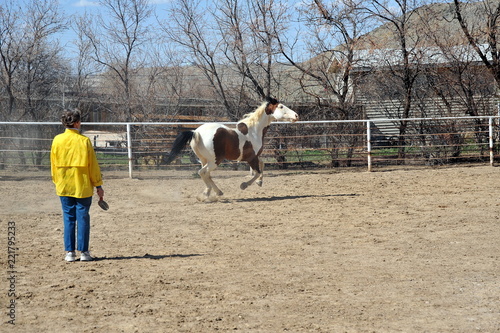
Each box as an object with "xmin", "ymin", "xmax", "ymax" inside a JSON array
[{"xmin": 265, "ymin": 99, "xmax": 299, "ymax": 123}]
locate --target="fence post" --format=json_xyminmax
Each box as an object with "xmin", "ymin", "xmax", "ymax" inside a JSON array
[
  {"xmin": 126, "ymin": 123, "xmax": 133, "ymax": 178},
  {"xmin": 489, "ymin": 117, "xmax": 494, "ymax": 167},
  {"xmin": 367, "ymin": 120, "xmax": 372, "ymax": 172}
]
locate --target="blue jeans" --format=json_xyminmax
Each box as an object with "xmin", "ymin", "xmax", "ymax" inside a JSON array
[{"xmin": 60, "ymin": 196, "xmax": 92, "ymax": 252}]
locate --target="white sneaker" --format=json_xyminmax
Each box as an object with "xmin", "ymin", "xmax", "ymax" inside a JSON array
[
  {"xmin": 65, "ymin": 251, "xmax": 76, "ymax": 262},
  {"xmin": 80, "ymin": 251, "xmax": 94, "ymax": 261}
]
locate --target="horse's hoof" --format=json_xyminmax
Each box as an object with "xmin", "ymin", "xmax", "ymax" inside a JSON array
[
  {"xmin": 197, "ymin": 194, "xmax": 209, "ymax": 202},
  {"xmin": 256, "ymin": 180, "xmax": 263, "ymax": 187},
  {"xmin": 240, "ymin": 182, "xmax": 248, "ymax": 190},
  {"xmin": 207, "ymin": 196, "xmax": 219, "ymax": 202},
  {"xmin": 216, "ymin": 190, "xmax": 224, "ymax": 196}
]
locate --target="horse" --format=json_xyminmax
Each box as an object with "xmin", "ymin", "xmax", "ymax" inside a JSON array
[{"xmin": 165, "ymin": 98, "xmax": 299, "ymax": 201}]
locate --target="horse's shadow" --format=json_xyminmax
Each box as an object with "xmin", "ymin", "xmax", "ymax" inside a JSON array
[
  {"xmin": 221, "ymin": 193, "xmax": 359, "ymax": 203},
  {"xmin": 94, "ymin": 253, "xmax": 203, "ymax": 261}
]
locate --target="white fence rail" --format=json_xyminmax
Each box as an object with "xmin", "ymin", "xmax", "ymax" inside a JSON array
[{"xmin": 1, "ymin": 116, "xmax": 499, "ymax": 178}]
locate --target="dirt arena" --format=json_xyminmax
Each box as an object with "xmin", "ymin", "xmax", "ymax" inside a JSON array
[{"xmin": 1, "ymin": 165, "xmax": 499, "ymax": 332}]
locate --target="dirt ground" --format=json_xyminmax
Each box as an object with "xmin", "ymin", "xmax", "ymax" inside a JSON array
[{"xmin": 1, "ymin": 165, "xmax": 499, "ymax": 332}]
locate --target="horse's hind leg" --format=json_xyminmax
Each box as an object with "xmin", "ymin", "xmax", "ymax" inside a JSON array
[
  {"xmin": 198, "ymin": 161, "xmax": 223, "ymax": 199},
  {"xmin": 197, "ymin": 165, "xmax": 213, "ymax": 200},
  {"xmin": 191, "ymin": 139, "xmax": 223, "ymax": 201},
  {"xmin": 256, "ymin": 160, "xmax": 264, "ymax": 187}
]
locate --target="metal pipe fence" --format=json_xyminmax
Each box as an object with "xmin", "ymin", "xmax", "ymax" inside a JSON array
[{"xmin": 1, "ymin": 116, "xmax": 499, "ymax": 178}]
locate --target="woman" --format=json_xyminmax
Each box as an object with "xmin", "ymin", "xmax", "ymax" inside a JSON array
[{"xmin": 51, "ymin": 109, "xmax": 104, "ymax": 262}]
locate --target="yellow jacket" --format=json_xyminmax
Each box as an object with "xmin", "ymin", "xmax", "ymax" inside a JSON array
[{"xmin": 51, "ymin": 129, "xmax": 103, "ymax": 198}]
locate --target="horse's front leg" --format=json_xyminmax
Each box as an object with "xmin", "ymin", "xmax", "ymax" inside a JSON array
[{"xmin": 240, "ymin": 158, "xmax": 261, "ymax": 190}]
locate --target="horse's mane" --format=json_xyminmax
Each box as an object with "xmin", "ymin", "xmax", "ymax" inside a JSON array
[{"xmin": 240, "ymin": 102, "xmax": 268, "ymax": 127}]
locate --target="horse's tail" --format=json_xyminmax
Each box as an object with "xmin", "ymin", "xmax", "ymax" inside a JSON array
[{"xmin": 165, "ymin": 131, "xmax": 194, "ymax": 164}]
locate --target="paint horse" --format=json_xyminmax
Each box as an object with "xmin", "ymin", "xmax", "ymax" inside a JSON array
[{"xmin": 165, "ymin": 98, "xmax": 299, "ymax": 201}]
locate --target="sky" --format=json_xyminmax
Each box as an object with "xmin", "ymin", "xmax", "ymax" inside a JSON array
[
  {"xmin": 54, "ymin": 0, "xmax": 308, "ymax": 66},
  {"xmin": 56, "ymin": 0, "xmax": 174, "ymax": 60}
]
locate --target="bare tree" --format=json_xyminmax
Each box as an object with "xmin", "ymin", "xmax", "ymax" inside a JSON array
[
  {"xmin": 272, "ymin": 0, "xmax": 371, "ymax": 166},
  {"xmin": 162, "ymin": 0, "xmax": 294, "ymax": 120},
  {"xmin": 214, "ymin": 0, "xmax": 289, "ymax": 101},
  {"xmin": 20, "ymin": 0, "xmax": 66, "ymax": 121},
  {"xmin": 0, "ymin": 0, "xmax": 23, "ymax": 120},
  {"xmin": 454, "ymin": 0, "xmax": 500, "ymax": 92},
  {"xmin": 0, "ymin": 0, "xmax": 65, "ymax": 121},
  {"xmin": 417, "ymin": 1, "xmax": 496, "ymax": 159},
  {"xmin": 416, "ymin": 3, "xmax": 495, "ymax": 119},
  {"xmin": 278, "ymin": 0, "xmax": 369, "ymax": 117},
  {"xmin": 362, "ymin": 0, "xmax": 427, "ymax": 162},
  {"xmin": 0, "ymin": 0, "xmax": 66, "ymax": 168},
  {"xmin": 0, "ymin": 0, "xmax": 66, "ymax": 120},
  {"xmin": 76, "ymin": 0, "xmax": 154, "ymax": 121},
  {"xmin": 161, "ymin": 0, "xmax": 234, "ymax": 117},
  {"xmin": 71, "ymin": 14, "xmax": 103, "ymax": 115}
]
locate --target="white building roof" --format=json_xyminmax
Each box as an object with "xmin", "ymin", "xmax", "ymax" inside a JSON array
[{"xmin": 330, "ymin": 44, "xmax": 491, "ymax": 72}]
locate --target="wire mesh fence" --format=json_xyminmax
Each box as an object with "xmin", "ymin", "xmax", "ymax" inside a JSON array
[{"xmin": 1, "ymin": 116, "xmax": 499, "ymax": 177}]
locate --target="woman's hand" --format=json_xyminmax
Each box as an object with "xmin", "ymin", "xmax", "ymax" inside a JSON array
[{"xmin": 96, "ymin": 187, "xmax": 104, "ymax": 199}]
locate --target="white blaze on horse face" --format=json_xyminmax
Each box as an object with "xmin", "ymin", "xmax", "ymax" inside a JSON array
[{"xmin": 272, "ymin": 103, "xmax": 299, "ymax": 122}]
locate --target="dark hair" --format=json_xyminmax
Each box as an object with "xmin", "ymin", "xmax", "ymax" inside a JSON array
[
  {"xmin": 266, "ymin": 96, "xmax": 278, "ymax": 105},
  {"xmin": 61, "ymin": 109, "xmax": 81, "ymax": 128}
]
